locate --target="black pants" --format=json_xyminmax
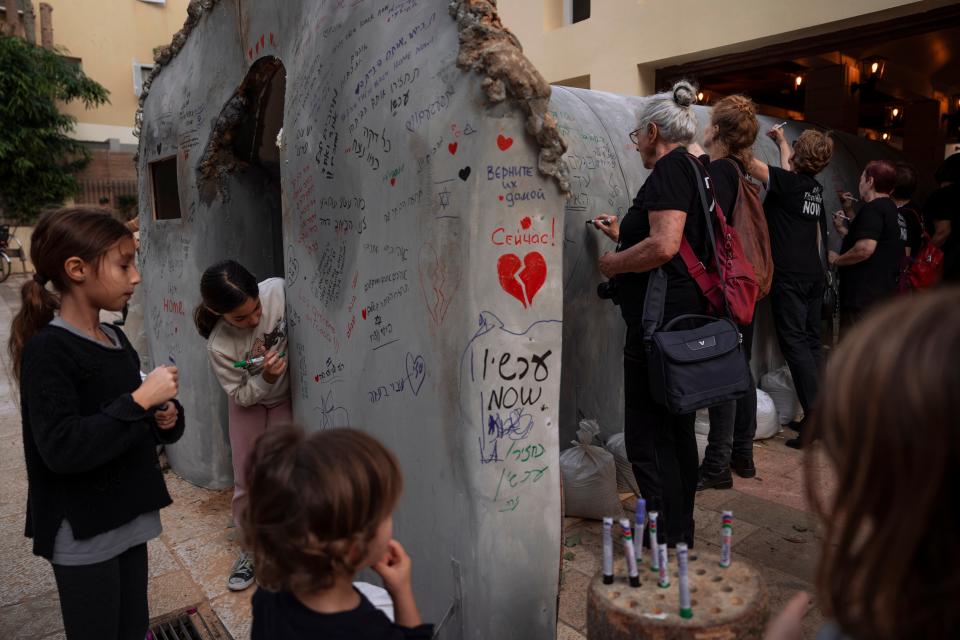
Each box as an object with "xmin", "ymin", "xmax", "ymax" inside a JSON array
[
  {"xmin": 623, "ymin": 326, "xmax": 698, "ymax": 547},
  {"xmin": 52, "ymin": 543, "xmax": 149, "ymax": 640},
  {"xmin": 769, "ymin": 276, "xmax": 824, "ymax": 415},
  {"xmin": 704, "ymin": 320, "xmax": 757, "ymax": 470}
]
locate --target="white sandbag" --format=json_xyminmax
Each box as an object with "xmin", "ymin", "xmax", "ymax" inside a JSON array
[
  {"xmin": 561, "ymin": 420, "xmax": 623, "ymax": 520},
  {"xmin": 694, "ymin": 409, "xmax": 711, "ymax": 436},
  {"xmin": 760, "ymin": 365, "xmax": 803, "ymax": 425},
  {"xmin": 603, "ymin": 432, "xmax": 640, "ymax": 496},
  {"xmin": 754, "ymin": 389, "xmax": 780, "ymax": 439}
]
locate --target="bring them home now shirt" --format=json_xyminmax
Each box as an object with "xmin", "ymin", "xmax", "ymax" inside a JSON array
[{"xmin": 762, "ymin": 166, "xmax": 825, "ymax": 281}]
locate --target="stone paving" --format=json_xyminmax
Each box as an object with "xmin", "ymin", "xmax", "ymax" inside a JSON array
[{"xmin": 0, "ymin": 272, "xmax": 827, "ymax": 639}]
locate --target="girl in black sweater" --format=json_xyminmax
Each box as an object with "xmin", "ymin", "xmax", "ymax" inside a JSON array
[{"xmin": 9, "ymin": 207, "xmax": 185, "ymax": 640}]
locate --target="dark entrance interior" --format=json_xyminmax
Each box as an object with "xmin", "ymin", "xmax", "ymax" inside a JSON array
[
  {"xmin": 656, "ymin": 4, "xmax": 960, "ymax": 196},
  {"xmin": 200, "ymin": 56, "xmax": 286, "ymax": 278}
]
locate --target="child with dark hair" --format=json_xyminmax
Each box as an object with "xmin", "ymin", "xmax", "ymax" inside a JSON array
[
  {"xmin": 10, "ymin": 207, "xmax": 184, "ymax": 640},
  {"xmin": 194, "ymin": 259, "xmax": 290, "ymax": 591},
  {"xmin": 245, "ymin": 425, "xmax": 433, "ymax": 640},
  {"xmin": 765, "ymin": 288, "xmax": 960, "ymax": 639}
]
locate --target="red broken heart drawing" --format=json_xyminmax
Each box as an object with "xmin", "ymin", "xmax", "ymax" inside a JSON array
[
  {"xmin": 497, "ymin": 134, "xmax": 513, "ymax": 151},
  {"xmin": 448, "ymin": 142, "xmax": 458, "ymax": 155},
  {"xmin": 497, "ymin": 252, "xmax": 547, "ymax": 308},
  {"xmin": 390, "ymin": 177, "xmax": 396, "ymax": 186}
]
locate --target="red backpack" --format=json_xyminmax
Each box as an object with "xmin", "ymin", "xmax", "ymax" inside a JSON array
[
  {"xmin": 903, "ymin": 208, "xmax": 944, "ymax": 290},
  {"xmin": 679, "ymin": 155, "xmax": 760, "ymax": 326}
]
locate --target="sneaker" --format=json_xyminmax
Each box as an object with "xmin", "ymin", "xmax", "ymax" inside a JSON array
[
  {"xmin": 730, "ymin": 455, "xmax": 756, "ymax": 479},
  {"xmin": 696, "ymin": 468, "xmax": 733, "ymax": 491},
  {"xmin": 227, "ymin": 551, "xmax": 255, "ymax": 591}
]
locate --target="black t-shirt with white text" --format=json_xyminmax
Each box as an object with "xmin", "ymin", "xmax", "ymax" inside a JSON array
[
  {"xmin": 839, "ymin": 197, "xmax": 902, "ymax": 311},
  {"xmin": 252, "ymin": 588, "xmax": 434, "ymax": 640},
  {"xmin": 763, "ymin": 166, "xmax": 824, "ymax": 280},
  {"xmin": 616, "ymin": 148, "xmax": 708, "ymax": 324}
]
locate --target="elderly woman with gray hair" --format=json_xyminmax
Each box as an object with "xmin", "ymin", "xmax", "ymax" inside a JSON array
[{"xmin": 591, "ymin": 80, "xmax": 710, "ymax": 548}]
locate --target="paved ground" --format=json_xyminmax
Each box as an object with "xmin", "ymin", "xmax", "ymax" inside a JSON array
[{"xmin": 0, "ymin": 273, "xmax": 827, "ymax": 639}]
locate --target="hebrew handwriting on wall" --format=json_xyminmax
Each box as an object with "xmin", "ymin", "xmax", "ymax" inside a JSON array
[
  {"xmin": 459, "ymin": 312, "xmax": 560, "ymax": 515},
  {"xmin": 139, "ymin": 2, "xmax": 566, "ymax": 638}
]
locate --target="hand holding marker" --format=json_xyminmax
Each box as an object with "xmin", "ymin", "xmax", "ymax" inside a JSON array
[{"xmin": 233, "ymin": 351, "xmax": 286, "ymax": 368}]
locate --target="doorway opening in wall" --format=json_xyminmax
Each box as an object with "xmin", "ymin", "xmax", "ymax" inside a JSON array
[{"xmin": 200, "ymin": 56, "xmax": 286, "ymax": 279}]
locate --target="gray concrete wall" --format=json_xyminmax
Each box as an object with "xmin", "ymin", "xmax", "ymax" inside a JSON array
[{"xmin": 138, "ymin": 2, "xmax": 565, "ymax": 638}]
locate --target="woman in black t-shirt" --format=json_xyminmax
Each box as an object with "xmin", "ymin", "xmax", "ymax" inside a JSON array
[
  {"xmin": 745, "ymin": 127, "xmax": 834, "ymax": 449},
  {"xmin": 590, "ymin": 80, "xmax": 706, "ymax": 548},
  {"xmin": 687, "ymin": 95, "xmax": 762, "ymax": 489},
  {"xmin": 830, "ymin": 160, "xmax": 903, "ymax": 329}
]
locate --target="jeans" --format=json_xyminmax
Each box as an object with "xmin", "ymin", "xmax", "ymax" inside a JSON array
[
  {"xmin": 769, "ymin": 276, "xmax": 824, "ymax": 415},
  {"xmin": 623, "ymin": 326, "xmax": 698, "ymax": 547},
  {"xmin": 703, "ymin": 320, "xmax": 757, "ymax": 471},
  {"xmin": 52, "ymin": 543, "xmax": 148, "ymax": 640}
]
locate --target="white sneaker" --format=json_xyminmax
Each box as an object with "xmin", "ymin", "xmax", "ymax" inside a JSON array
[{"xmin": 227, "ymin": 551, "xmax": 255, "ymax": 591}]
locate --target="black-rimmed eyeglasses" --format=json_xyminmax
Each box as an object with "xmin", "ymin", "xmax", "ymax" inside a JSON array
[{"xmin": 629, "ymin": 128, "xmax": 641, "ymax": 146}]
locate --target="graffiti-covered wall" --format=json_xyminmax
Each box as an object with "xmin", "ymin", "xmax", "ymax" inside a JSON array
[{"xmin": 138, "ymin": 1, "xmax": 566, "ymax": 638}]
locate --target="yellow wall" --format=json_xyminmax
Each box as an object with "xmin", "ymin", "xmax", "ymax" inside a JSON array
[
  {"xmin": 42, "ymin": 0, "xmax": 190, "ymax": 144},
  {"xmin": 500, "ymin": 0, "xmax": 954, "ymax": 96}
]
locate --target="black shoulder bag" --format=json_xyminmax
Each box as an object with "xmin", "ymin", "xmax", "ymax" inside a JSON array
[{"xmin": 640, "ymin": 157, "xmax": 752, "ymax": 414}]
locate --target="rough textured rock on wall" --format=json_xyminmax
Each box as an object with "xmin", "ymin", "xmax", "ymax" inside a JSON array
[{"xmin": 449, "ymin": 0, "xmax": 570, "ymax": 195}]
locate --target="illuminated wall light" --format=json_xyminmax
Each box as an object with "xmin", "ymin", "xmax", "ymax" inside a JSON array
[
  {"xmin": 892, "ymin": 107, "xmax": 900, "ymax": 118},
  {"xmin": 795, "ymin": 76, "xmax": 803, "ymax": 88},
  {"xmin": 881, "ymin": 132, "xmax": 890, "ymax": 141},
  {"xmin": 871, "ymin": 62, "xmax": 879, "ymax": 75},
  {"xmin": 697, "ymin": 91, "xmax": 705, "ymax": 102}
]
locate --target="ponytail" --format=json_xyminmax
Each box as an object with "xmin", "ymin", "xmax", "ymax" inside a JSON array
[
  {"xmin": 193, "ymin": 304, "xmax": 221, "ymax": 340},
  {"xmin": 7, "ymin": 207, "xmax": 130, "ymax": 384},
  {"xmin": 194, "ymin": 260, "xmax": 259, "ymax": 340},
  {"xmin": 8, "ymin": 277, "xmax": 59, "ymax": 384}
]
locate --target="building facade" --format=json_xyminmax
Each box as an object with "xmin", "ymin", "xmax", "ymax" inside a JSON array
[{"xmin": 499, "ymin": 0, "xmax": 960, "ymax": 194}]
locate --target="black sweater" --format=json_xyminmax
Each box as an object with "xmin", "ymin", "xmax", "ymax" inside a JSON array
[{"xmin": 19, "ymin": 324, "xmax": 185, "ymax": 559}]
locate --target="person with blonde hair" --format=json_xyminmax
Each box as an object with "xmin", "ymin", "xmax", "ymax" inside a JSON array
[
  {"xmin": 748, "ymin": 127, "xmax": 834, "ymax": 448},
  {"xmin": 590, "ymin": 80, "xmax": 712, "ymax": 547},
  {"xmin": 688, "ymin": 94, "xmax": 763, "ymax": 487}
]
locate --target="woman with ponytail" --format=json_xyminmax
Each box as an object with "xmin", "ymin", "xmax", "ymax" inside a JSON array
[
  {"xmin": 194, "ymin": 260, "xmax": 290, "ymax": 592},
  {"xmin": 10, "ymin": 207, "xmax": 184, "ymax": 640},
  {"xmin": 688, "ymin": 95, "xmax": 764, "ymax": 489}
]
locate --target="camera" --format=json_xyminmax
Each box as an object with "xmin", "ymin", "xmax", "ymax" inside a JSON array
[{"xmin": 597, "ymin": 278, "xmax": 620, "ymax": 305}]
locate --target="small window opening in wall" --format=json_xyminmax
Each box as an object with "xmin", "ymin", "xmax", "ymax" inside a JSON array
[
  {"xmin": 133, "ymin": 62, "xmax": 154, "ymax": 96},
  {"xmin": 149, "ymin": 156, "xmax": 182, "ymax": 220},
  {"xmin": 568, "ymin": 0, "xmax": 590, "ymax": 24}
]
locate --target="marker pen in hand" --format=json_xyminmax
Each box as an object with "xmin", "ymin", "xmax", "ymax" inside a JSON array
[
  {"xmin": 233, "ymin": 351, "xmax": 286, "ymax": 368},
  {"xmin": 586, "ymin": 218, "xmax": 612, "ymax": 227}
]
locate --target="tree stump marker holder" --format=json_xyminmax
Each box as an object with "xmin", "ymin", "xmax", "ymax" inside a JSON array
[{"xmin": 586, "ymin": 548, "xmax": 768, "ymax": 640}]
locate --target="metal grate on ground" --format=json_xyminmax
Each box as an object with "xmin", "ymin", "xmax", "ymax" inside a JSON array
[{"xmin": 147, "ymin": 602, "xmax": 232, "ymax": 640}]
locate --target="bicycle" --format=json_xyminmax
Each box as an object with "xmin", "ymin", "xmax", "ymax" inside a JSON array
[{"xmin": 0, "ymin": 225, "xmax": 25, "ymax": 283}]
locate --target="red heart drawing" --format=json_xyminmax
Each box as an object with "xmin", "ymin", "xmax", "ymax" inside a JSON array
[
  {"xmin": 497, "ymin": 134, "xmax": 513, "ymax": 151},
  {"xmin": 448, "ymin": 142, "xmax": 458, "ymax": 155},
  {"xmin": 498, "ymin": 195, "xmax": 504, "ymax": 201},
  {"xmin": 520, "ymin": 217, "xmax": 532, "ymax": 230},
  {"xmin": 314, "ymin": 374, "xmax": 320, "ymax": 382},
  {"xmin": 497, "ymin": 252, "xmax": 547, "ymax": 308},
  {"xmin": 362, "ymin": 308, "xmax": 367, "ymax": 319},
  {"xmin": 390, "ymin": 177, "xmax": 396, "ymax": 186}
]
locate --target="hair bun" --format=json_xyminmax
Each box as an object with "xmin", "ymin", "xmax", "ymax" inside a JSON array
[{"xmin": 672, "ymin": 81, "xmax": 697, "ymax": 108}]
